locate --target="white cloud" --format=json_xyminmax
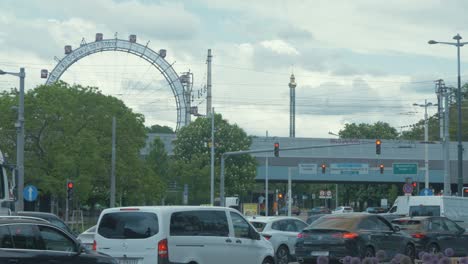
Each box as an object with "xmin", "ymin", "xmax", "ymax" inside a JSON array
[{"xmin": 260, "ymin": 40, "xmax": 299, "ymax": 56}]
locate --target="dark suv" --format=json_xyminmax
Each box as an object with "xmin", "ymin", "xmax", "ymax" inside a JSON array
[{"xmin": 0, "ymin": 217, "xmax": 117, "ymax": 263}]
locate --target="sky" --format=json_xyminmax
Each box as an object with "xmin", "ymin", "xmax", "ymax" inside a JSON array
[{"xmin": 1, "ymin": 0, "xmax": 468, "ymax": 138}]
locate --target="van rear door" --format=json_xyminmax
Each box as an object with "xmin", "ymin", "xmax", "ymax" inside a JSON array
[{"xmin": 95, "ymin": 208, "xmax": 161, "ymax": 264}]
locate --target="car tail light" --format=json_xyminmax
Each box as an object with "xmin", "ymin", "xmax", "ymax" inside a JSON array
[
  {"xmin": 262, "ymin": 234, "xmax": 272, "ymax": 240},
  {"xmin": 411, "ymin": 233, "xmax": 426, "ymax": 239},
  {"xmin": 297, "ymin": 233, "xmax": 309, "ymax": 239},
  {"xmin": 158, "ymin": 239, "xmax": 169, "ymax": 259},
  {"xmin": 120, "ymin": 208, "xmax": 140, "ymax": 211},
  {"xmin": 342, "ymin": 232, "xmax": 359, "ymax": 239},
  {"xmin": 92, "ymin": 240, "xmax": 97, "ymax": 251}
]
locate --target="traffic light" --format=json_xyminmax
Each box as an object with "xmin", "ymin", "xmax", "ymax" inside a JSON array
[
  {"xmin": 274, "ymin": 142, "xmax": 279, "ymax": 157},
  {"xmin": 412, "ymin": 182, "xmax": 417, "ymax": 188},
  {"xmin": 67, "ymin": 181, "xmax": 74, "ymax": 200},
  {"xmin": 321, "ymin": 164, "xmax": 326, "ymax": 174},
  {"xmin": 379, "ymin": 164, "xmax": 384, "ymax": 174},
  {"xmin": 278, "ymin": 193, "xmax": 283, "ymax": 199},
  {"xmin": 463, "ymin": 188, "xmax": 468, "ymax": 197},
  {"xmin": 376, "ymin": 139, "xmax": 382, "ymax": 155}
]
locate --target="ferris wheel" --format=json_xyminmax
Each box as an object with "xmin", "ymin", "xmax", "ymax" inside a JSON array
[{"xmin": 41, "ymin": 33, "xmax": 197, "ymax": 131}]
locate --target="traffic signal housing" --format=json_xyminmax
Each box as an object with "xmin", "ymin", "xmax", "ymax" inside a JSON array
[
  {"xmin": 376, "ymin": 139, "xmax": 382, "ymax": 155},
  {"xmin": 67, "ymin": 181, "xmax": 74, "ymax": 200},
  {"xmin": 278, "ymin": 193, "xmax": 283, "ymax": 199},
  {"xmin": 274, "ymin": 142, "xmax": 279, "ymax": 157},
  {"xmin": 379, "ymin": 164, "xmax": 384, "ymax": 174},
  {"xmin": 321, "ymin": 164, "xmax": 326, "ymax": 174},
  {"xmin": 412, "ymin": 181, "xmax": 417, "ymax": 188}
]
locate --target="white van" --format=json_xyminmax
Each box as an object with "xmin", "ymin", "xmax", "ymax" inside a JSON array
[
  {"xmin": 389, "ymin": 195, "xmax": 468, "ymax": 228},
  {"xmin": 94, "ymin": 206, "xmax": 275, "ymax": 264}
]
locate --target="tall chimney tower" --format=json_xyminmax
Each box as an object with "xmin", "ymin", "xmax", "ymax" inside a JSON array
[{"xmin": 289, "ymin": 73, "xmax": 296, "ymax": 137}]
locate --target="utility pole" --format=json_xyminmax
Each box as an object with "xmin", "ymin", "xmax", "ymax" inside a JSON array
[
  {"xmin": 110, "ymin": 117, "xmax": 116, "ymax": 207},
  {"xmin": 288, "ymin": 167, "xmax": 292, "ymax": 217},
  {"xmin": 436, "ymin": 80, "xmax": 451, "ymax": 195},
  {"xmin": 265, "ymin": 131, "xmax": 269, "ymax": 216},
  {"xmin": 207, "ymin": 49, "xmax": 212, "ymax": 116},
  {"xmin": 65, "ymin": 179, "xmax": 69, "ymax": 223},
  {"xmin": 210, "ymin": 108, "xmax": 215, "ymax": 205},
  {"xmin": 17, "ymin": 68, "xmax": 25, "ymax": 212},
  {"xmin": 289, "ymin": 74, "xmax": 296, "ymax": 138}
]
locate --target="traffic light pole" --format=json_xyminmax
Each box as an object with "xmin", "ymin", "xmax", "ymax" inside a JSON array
[
  {"xmin": 65, "ymin": 179, "xmax": 69, "ymax": 223},
  {"xmin": 219, "ymin": 142, "xmax": 362, "ymax": 206}
]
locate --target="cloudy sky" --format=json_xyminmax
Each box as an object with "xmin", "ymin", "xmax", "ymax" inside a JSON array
[{"xmin": 1, "ymin": 0, "xmax": 468, "ymax": 138}]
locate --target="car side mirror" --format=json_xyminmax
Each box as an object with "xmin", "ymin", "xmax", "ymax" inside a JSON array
[{"xmin": 393, "ymin": 226, "xmax": 401, "ymax": 232}]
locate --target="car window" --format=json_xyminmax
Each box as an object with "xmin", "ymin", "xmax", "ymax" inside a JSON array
[
  {"xmin": 98, "ymin": 212, "xmax": 159, "ymax": 239},
  {"xmin": 409, "ymin": 206, "xmax": 440, "ymax": 217},
  {"xmin": 375, "ymin": 217, "xmax": 392, "ymax": 231},
  {"xmin": 358, "ymin": 218, "xmax": 379, "ymax": 230},
  {"xmin": 310, "ymin": 216, "xmax": 358, "ymax": 230},
  {"xmin": 170, "ymin": 210, "xmax": 229, "ymax": 237},
  {"xmin": 8, "ymin": 224, "xmax": 40, "ymax": 250},
  {"xmin": 391, "ymin": 219, "xmax": 424, "ymax": 231},
  {"xmin": 443, "ymin": 219, "xmax": 461, "ymax": 233},
  {"xmin": 389, "ymin": 206, "xmax": 397, "ymax": 213},
  {"xmin": 230, "ymin": 212, "xmax": 252, "ymax": 239},
  {"xmin": 294, "ymin": 220, "xmax": 307, "ymax": 231},
  {"xmin": 284, "ymin": 220, "xmax": 297, "ymax": 232},
  {"xmin": 429, "ymin": 218, "xmax": 444, "ymax": 231},
  {"xmin": 0, "ymin": 225, "xmax": 13, "ymax": 248},
  {"xmin": 272, "ymin": 220, "xmax": 286, "ymax": 231},
  {"xmin": 250, "ymin": 221, "xmax": 266, "ymax": 232},
  {"xmin": 38, "ymin": 226, "xmax": 76, "ymax": 252}
]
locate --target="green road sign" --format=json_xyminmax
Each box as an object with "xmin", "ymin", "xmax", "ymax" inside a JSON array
[{"xmin": 393, "ymin": 163, "xmax": 418, "ymax": 175}]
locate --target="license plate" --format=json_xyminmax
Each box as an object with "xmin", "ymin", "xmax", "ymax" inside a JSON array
[
  {"xmin": 311, "ymin": 251, "xmax": 329, "ymax": 256},
  {"xmin": 117, "ymin": 259, "xmax": 140, "ymax": 264}
]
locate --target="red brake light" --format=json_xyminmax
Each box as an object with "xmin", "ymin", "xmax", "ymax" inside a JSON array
[
  {"xmin": 92, "ymin": 240, "xmax": 97, "ymax": 251},
  {"xmin": 411, "ymin": 233, "xmax": 426, "ymax": 239},
  {"xmin": 119, "ymin": 208, "xmax": 140, "ymax": 211},
  {"xmin": 342, "ymin": 232, "xmax": 359, "ymax": 239},
  {"xmin": 297, "ymin": 233, "xmax": 309, "ymax": 239},
  {"xmin": 158, "ymin": 239, "xmax": 169, "ymax": 258},
  {"xmin": 262, "ymin": 234, "xmax": 272, "ymax": 240}
]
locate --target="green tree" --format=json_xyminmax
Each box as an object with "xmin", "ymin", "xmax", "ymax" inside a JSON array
[
  {"xmin": 172, "ymin": 114, "xmax": 256, "ymax": 205},
  {"xmin": 0, "ymin": 82, "xmax": 156, "ymax": 209},
  {"xmin": 338, "ymin": 122, "xmax": 399, "ymax": 139},
  {"xmin": 146, "ymin": 124, "xmax": 174, "ymax": 134}
]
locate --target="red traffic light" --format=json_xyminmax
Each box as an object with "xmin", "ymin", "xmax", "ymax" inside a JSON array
[
  {"xmin": 67, "ymin": 182, "xmax": 74, "ymax": 189},
  {"xmin": 376, "ymin": 139, "xmax": 381, "ymax": 145},
  {"xmin": 321, "ymin": 164, "xmax": 326, "ymax": 173},
  {"xmin": 379, "ymin": 164, "xmax": 384, "ymax": 174},
  {"xmin": 412, "ymin": 182, "xmax": 417, "ymax": 188},
  {"xmin": 278, "ymin": 193, "xmax": 283, "ymax": 199},
  {"xmin": 274, "ymin": 143, "xmax": 279, "ymax": 148}
]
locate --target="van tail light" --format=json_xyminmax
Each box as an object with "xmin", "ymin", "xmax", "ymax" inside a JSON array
[
  {"xmin": 411, "ymin": 233, "xmax": 426, "ymax": 239},
  {"xmin": 92, "ymin": 240, "xmax": 97, "ymax": 251},
  {"xmin": 342, "ymin": 232, "xmax": 359, "ymax": 239},
  {"xmin": 158, "ymin": 239, "xmax": 169, "ymax": 259},
  {"xmin": 262, "ymin": 234, "xmax": 272, "ymax": 240}
]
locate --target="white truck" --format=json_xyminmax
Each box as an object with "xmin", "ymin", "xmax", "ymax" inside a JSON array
[{"xmin": 388, "ymin": 195, "xmax": 468, "ymax": 228}]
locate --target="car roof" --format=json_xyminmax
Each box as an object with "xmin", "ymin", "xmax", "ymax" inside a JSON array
[
  {"xmin": 0, "ymin": 217, "xmax": 51, "ymax": 225},
  {"xmin": 393, "ymin": 216, "xmax": 440, "ymax": 221},
  {"xmin": 101, "ymin": 205, "xmax": 241, "ymax": 215},
  {"xmin": 17, "ymin": 211, "xmax": 60, "ymax": 219},
  {"xmin": 248, "ymin": 216, "xmax": 302, "ymax": 223}
]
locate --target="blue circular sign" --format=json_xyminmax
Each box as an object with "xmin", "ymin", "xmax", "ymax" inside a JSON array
[
  {"xmin": 403, "ymin": 183, "xmax": 414, "ymax": 194},
  {"xmin": 23, "ymin": 185, "xmax": 38, "ymax": 202},
  {"xmin": 420, "ymin": 188, "xmax": 434, "ymax": 196}
]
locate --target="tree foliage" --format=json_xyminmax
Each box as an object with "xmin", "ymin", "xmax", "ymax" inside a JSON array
[
  {"xmin": 171, "ymin": 114, "xmax": 256, "ymax": 205},
  {"xmin": 146, "ymin": 124, "xmax": 174, "ymax": 134},
  {"xmin": 338, "ymin": 122, "xmax": 399, "ymax": 139},
  {"xmin": 0, "ymin": 82, "xmax": 164, "ymax": 208}
]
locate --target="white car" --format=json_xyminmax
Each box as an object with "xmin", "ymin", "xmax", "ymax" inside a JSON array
[
  {"xmin": 77, "ymin": 225, "xmax": 96, "ymax": 250},
  {"xmin": 94, "ymin": 206, "xmax": 275, "ymax": 264},
  {"xmin": 332, "ymin": 206, "xmax": 354, "ymax": 214},
  {"xmin": 248, "ymin": 216, "xmax": 308, "ymax": 264}
]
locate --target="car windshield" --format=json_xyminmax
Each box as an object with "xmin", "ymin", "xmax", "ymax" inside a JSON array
[
  {"xmin": 307, "ymin": 215, "xmax": 358, "ymax": 230},
  {"xmin": 409, "ymin": 206, "xmax": 440, "ymax": 217},
  {"xmin": 391, "ymin": 219, "xmax": 425, "ymax": 230},
  {"xmin": 250, "ymin": 221, "xmax": 267, "ymax": 232},
  {"xmin": 98, "ymin": 212, "xmax": 159, "ymax": 239}
]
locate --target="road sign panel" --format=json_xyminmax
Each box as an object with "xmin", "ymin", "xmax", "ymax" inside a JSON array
[
  {"xmin": 319, "ymin": 190, "xmax": 332, "ymax": 199},
  {"xmin": 23, "ymin": 185, "xmax": 38, "ymax": 202},
  {"xmin": 393, "ymin": 163, "xmax": 418, "ymax": 175},
  {"xmin": 420, "ymin": 188, "xmax": 434, "ymax": 196},
  {"xmin": 403, "ymin": 183, "xmax": 414, "ymax": 194},
  {"xmin": 330, "ymin": 163, "xmax": 369, "ymax": 175}
]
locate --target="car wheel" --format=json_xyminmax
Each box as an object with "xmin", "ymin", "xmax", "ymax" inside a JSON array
[
  {"xmin": 404, "ymin": 244, "xmax": 416, "ymax": 261},
  {"xmin": 364, "ymin": 246, "xmax": 375, "ymax": 258},
  {"xmin": 262, "ymin": 257, "xmax": 275, "ymax": 264},
  {"xmin": 428, "ymin": 243, "xmax": 440, "ymax": 254},
  {"xmin": 276, "ymin": 245, "xmax": 290, "ymax": 264}
]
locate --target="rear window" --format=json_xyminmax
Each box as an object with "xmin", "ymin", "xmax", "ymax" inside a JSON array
[
  {"xmin": 308, "ymin": 215, "xmax": 358, "ymax": 230},
  {"xmin": 170, "ymin": 210, "xmax": 229, "ymax": 237},
  {"xmin": 250, "ymin": 221, "xmax": 267, "ymax": 232},
  {"xmin": 409, "ymin": 206, "xmax": 440, "ymax": 217},
  {"xmin": 98, "ymin": 212, "xmax": 159, "ymax": 239},
  {"xmin": 391, "ymin": 219, "xmax": 425, "ymax": 231}
]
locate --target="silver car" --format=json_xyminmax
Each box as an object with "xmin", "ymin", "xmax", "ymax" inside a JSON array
[
  {"xmin": 248, "ymin": 216, "xmax": 308, "ymax": 264},
  {"xmin": 77, "ymin": 225, "xmax": 96, "ymax": 250}
]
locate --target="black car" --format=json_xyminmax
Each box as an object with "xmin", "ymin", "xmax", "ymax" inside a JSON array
[
  {"xmin": 295, "ymin": 213, "xmax": 415, "ymax": 263},
  {"xmin": 307, "ymin": 207, "xmax": 332, "ymax": 216},
  {"xmin": 391, "ymin": 216, "xmax": 468, "ymax": 256},
  {"xmin": 17, "ymin": 211, "xmax": 75, "ymax": 236},
  {"xmin": 0, "ymin": 218, "xmax": 117, "ymax": 263}
]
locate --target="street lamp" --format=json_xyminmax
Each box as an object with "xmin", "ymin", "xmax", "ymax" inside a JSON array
[
  {"xmin": 0, "ymin": 68, "xmax": 25, "ymax": 211},
  {"xmin": 429, "ymin": 34, "xmax": 468, "ymax": 196},
  {"xmin": 413, "ymin": 100, "xmax": 437, "ymax": 190}
]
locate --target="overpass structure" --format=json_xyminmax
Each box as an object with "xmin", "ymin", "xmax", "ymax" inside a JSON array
[{"xmin": 142, "ymin": 133, "xmax": 468, "ymax": 188}]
